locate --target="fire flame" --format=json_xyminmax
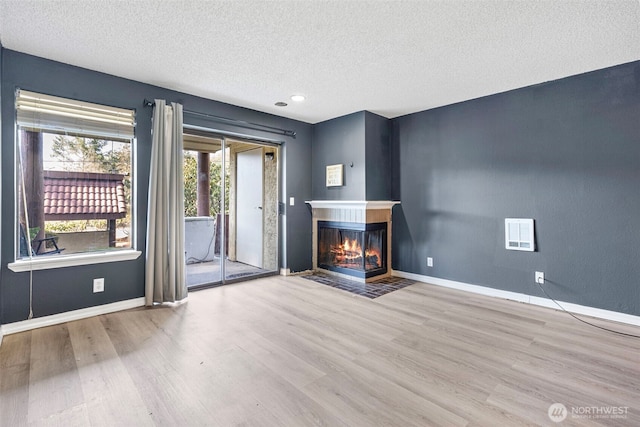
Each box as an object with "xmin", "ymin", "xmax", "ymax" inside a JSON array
[
  {"xmin": 343, "ymin": 238, "xmax": 357, "ymax": 253},
  {"xmin": 331, "ymin": 238, "xmax": 382, "ymax": 268}
]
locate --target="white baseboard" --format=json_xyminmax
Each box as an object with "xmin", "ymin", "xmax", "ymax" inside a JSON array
[
  {"xmin": 0, "ymin": 297, "xmax": 146, "ymax": 337},
  {"xmin": 392, "ymin": 270, "xmax": 640, "ymax": 327}
]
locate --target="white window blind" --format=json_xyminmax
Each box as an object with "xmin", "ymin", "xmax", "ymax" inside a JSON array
[{"xmin": 16, "ymin": 89, "xmax": 135, "ymax": 141}]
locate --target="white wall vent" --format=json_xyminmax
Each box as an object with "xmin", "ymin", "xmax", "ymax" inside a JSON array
[{"xmin": 505, "ymin": 218, "xmax": 535, "ymax": 252}]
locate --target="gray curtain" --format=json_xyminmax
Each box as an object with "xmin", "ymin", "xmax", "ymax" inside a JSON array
[{"xmin": 145, "ymin": 100, "xmax": 187, "ymax": 305}]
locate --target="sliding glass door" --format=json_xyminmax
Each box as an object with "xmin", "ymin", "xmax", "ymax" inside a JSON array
[
  {"xmin": 183, "ymin": 132, "xmax": 223, "ymax": 287},
  {"xmin": 183, "ymin": 130, "xmax": 279, "ymax": 289}
]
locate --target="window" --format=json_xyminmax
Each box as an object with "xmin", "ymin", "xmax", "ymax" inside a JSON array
[{"xmin": 15, "ymin": 90, "xmax": 135, "ymax": 260}]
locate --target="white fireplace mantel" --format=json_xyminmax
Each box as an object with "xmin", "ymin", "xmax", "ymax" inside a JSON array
[{"xmin": 305, "ymin": 200, "xmax": 400, "ymax": 210}]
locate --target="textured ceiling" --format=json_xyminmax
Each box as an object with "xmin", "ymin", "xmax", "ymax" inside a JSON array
[{"xmin": 1, "ymin": 1, "xmax": 639, "ymax": 124}]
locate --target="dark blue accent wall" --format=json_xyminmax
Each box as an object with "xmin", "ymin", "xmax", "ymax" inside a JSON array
[
  {"xmin": 1, "ymin": 49, "xmax": 312, "ymax": 324},
  {"xmin": 392, "ymin": 61, "xmax": 640, "ymax": 316},
  {"xmin": 311, "ymin": 110, "xmax": 394, "ymax": 201},
  {"xmin": 0, "ymin": 43, "xmax": 3, "ymax": 325},
  {"xmin": 364, "ymin": 111, "xmax": 392, "ymax": 200},
  {"xmin": 3, "ymin": 47, "xmax": 638, "ymax": 324},
  {"xmin": 312, "ymin": 111, "xmax": 366, "ymax": 200}
]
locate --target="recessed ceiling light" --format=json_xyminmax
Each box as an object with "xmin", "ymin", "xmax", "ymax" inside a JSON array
[
  {"xmin": 290, "ymin": 95, "xmax": 305, "ymax": 102},
  {"xmin": 274, "ymin": 101, "xmax": 288, "ymax": 107}
]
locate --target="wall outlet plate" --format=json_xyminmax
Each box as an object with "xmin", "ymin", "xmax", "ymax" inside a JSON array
[
  {"xmin": 93, "ymin": 278, "xmax": 105, "ymax": 293},
  {"xmin": 535, "ymin": 271, "xmax": 544, "ymax": 285},
  {"xmin": 427, "ymin": 257, "xmax": 434, "ymax": 267}
]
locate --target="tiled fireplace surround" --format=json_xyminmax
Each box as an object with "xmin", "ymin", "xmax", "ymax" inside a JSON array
[{"xmin": 306, "ymin": 201, "xmax": 400, "ymax": 283}]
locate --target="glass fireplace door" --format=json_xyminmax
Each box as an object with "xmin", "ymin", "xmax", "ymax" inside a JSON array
[{"xmin": 317, "ymin": 221, "xmax": 386, "ymax": 279}]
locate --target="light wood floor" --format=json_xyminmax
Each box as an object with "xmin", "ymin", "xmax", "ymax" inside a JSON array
[{"xmin": 1, "ymin": 275, "xmax": 639, "ymax": 426}]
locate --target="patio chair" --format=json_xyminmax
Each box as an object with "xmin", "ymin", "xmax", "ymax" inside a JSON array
[{"xmin": 19, "ymin": 224, "xmax": 65, "ymax": 257}]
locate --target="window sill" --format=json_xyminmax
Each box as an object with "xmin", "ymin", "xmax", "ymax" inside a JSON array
[{"xmin": 8, "ymin": 250, "xmax": 142, "ymax": 272}]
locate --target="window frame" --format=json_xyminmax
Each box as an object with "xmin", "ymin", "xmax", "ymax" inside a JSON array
[{"xmin": 11, "ymin": 89, "xmax": 140, "ymax": 270}]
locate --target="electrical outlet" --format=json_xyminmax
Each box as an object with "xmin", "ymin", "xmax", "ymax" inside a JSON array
[
  {"xmin": 427, "ymin": 257, "xmax": 434, "ymax": 267},
  {"xmin": 535, "ymin": 271, "xmax": 544, "ymax": 285},
  {"xmin": 93, "ymin": 278, "xmax": 104, "ymax": 293}
]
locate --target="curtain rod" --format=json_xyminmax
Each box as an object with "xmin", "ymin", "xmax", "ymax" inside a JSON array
[{"xmin": 143, "ymin": 99, "xmax": 296, "ymax": 138}]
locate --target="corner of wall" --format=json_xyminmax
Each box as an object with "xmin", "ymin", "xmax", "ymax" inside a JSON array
[
  {"xmin": 389, "ymin": 118, "xmax": 401, "ymax": 201},
  {"xmin": 364, "ymin": 111, "xmax": 392, "ymax": 201}
]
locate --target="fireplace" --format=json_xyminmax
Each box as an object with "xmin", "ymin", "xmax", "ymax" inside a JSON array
[
  {"xmin": 306, "ymin": 200, "xmax": 399, "ymax": 283},
  {"xmin": 317, "ymin": 221, "xmax": 387, "ymax": 279}
]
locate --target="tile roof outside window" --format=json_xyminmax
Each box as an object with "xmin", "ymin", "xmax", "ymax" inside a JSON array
[{"xmin": 43, "ymin": 171, "xmax": 127, "ymax": 221}]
